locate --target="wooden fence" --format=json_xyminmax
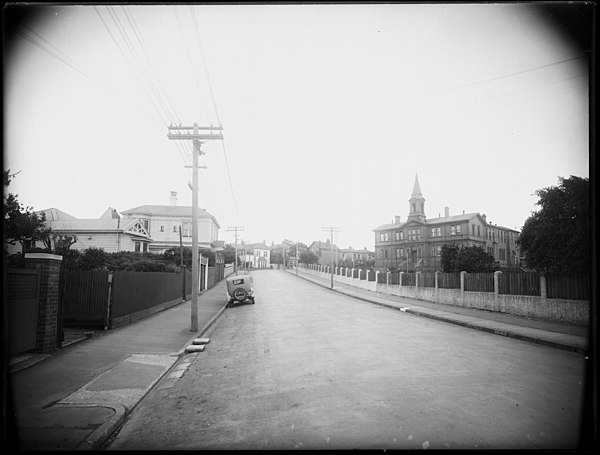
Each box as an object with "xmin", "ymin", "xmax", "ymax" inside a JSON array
[
  {"xmin": 546, "ymin": 274, "xmax": 589, "ymax": 300},
  {"xmin": 464, "ymin": 273, "xmax": 495, "ymax": 293},
  {"xmin": 499, "ymin": 272, "xmax": 540, "ymax": 296}
]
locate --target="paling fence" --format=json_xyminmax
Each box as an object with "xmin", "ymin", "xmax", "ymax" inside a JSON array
[
  {"xmin": 300, "ymin": 265, "xmax": 588, "ymax": 301},
  {"xmin": 546, "ymin": 274, "xmax": 590, "ymax": 300},
  {"xmin": 498, "ymin": 272, "xmax": 540, "ymax": 296},
  {"xmin": 437, "ymin": 272, "xmax": 461, "ymax": 289},
  {"xmin": 464, "ymin": 273, "xmax": 495, "ymax": 293}
]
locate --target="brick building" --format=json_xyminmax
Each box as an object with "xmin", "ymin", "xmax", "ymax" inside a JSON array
[{"xmin": 373, "ymin": 175, "xmax": 520, "ymax": 272}]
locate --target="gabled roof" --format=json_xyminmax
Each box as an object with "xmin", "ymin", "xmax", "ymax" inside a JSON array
[
  {"xmin": 121, "ymin": 205, "xmax": 220, "ymax": 228},
  {"xmin": 38, "ymin": 208, "xmax": 78, "ymax": 221},
  {"xmin": 245, "ymin": 242, "xmax": 270, "ymax": 250},
  {"xmin": 426, "ymin": 212, "xmax": 480, "ymax": 225},
  {"xmin": 42, "ymin": 218, "xmax": 150, "ymax": 239}
]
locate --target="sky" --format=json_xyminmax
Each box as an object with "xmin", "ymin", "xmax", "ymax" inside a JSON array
[{"xmin": 4, "ymin": 2, "xmax": 591, "ymax": 251}]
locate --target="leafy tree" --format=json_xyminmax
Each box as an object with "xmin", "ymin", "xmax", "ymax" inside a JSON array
[
  {"xmin": 299, "ymin": 251, "xmax": 318, "ymax": 264},
  {"xmin": 221, "ymin": 244, "xmax": 238, "ymax": 264},
  {"xmin": 270, "ymin": 250, "xmax": 283, "ymax": 265},
  {"xmin": 77, "ymin": 247, "xmax": 109, "ymax": 271},
  {"xmin": 441, "ymin": 244, "xmax": 497, "ymax": 273},
  {"xmin": 518, "ymin": 176, "xmax": 590, "ymax": 274},
  {"xmin": 441, "ymin": 244, "xmax": 460, "ymax": 272},
  {"xmin": 3, "ymin": 170, "xmax": 51, "ymax": 254}
]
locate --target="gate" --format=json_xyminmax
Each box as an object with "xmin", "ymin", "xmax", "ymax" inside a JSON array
[
  {"xmin": 6, "ymin": 268, "xmax": 40, "ymax": 356},
  {"xmin": 63, "ymin": 271, "xmax": 110, "ymax": 327}
]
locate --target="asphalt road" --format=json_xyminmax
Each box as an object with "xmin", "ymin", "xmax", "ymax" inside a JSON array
[{"xmin": 107, "ymin": 269, "xmax": 586, "ymax": 450}]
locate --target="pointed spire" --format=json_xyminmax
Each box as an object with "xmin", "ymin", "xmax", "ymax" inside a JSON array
[{"xmin": 411, "ymin": 174, "xmax": 422, "ymax": 197}]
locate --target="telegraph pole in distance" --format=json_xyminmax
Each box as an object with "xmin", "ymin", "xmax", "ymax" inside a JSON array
[
  {"xmin": 227, "ymin": 226, "xmax": 244, "ymax": 275},
  {"xmin": 168, "ymin": 123, "xmax": 223, "ymax": 332},
  {"xmin": 322, "ymin": 226, "xmax": 341, "ymax": 289}
]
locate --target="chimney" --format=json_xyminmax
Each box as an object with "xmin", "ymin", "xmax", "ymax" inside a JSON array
[
  {"xmin": 444, "ymin": 207, "xmax": 450, "ymax": 218},
  {"xmin": 395, "ymin": 215, "xmax": 401, "ymax": 224},
  {"xmin": 169, "ymin": 191, "xmax": 178, "ymax": 206},
  {"xmin": 482, "ymin": 213, "xmax": 487, "ymax": 223}
]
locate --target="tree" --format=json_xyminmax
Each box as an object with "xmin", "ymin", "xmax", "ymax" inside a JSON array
[
  {"xmin": 440, "ymin": 244, "xmax": 497, "ymax": 273},
  {"xmin": 518, "ymin": 176, "xmax": 590, "ymax": 274},
  {"xmin": 221, "ymin": 244, "xmax": 237, "ymax": 264},
  {"xmin": 299, "ymin": 251, "xmax": 318, "ymax": 264},
  {"xmin": 4, "ymin": 170, "xmax": 51, "ymax": 254}
]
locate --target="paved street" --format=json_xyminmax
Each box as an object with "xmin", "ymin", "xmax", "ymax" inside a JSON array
[{"xmin": 107, "ymin": 269, "xmax": 586, "ymax": 451}]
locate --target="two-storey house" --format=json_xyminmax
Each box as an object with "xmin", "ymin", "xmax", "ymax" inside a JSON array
[{"xmin": 120, "ymin": 192, "xmax": 222, "ymax": 254}]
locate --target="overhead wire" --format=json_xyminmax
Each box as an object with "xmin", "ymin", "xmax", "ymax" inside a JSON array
[{"xmin": 190, "ymin": 6, "xmax": 241, "ymax": 223}]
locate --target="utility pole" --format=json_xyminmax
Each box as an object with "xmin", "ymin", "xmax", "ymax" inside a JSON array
[
  {"xmin": 168, "ymin": 123, "xmax": 223, "ymax": 332},
  {"xmin": 322, "ymin": 226, "xmax": 341, "ymax": 289},
  {"xmin": 227, "ymin": 226, "xmax": 244, "ymax": 275}
]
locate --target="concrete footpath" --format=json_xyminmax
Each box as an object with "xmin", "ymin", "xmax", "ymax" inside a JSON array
[
  {"xmin": 287, "ymin": 269, "xmax": 590, "ymax": 355},
  {"xmin": 5, "ymin": 279, "xmax": 230, "ymax": 451}
]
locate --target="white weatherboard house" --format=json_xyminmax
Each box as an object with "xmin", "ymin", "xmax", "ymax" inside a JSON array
[
  {"xmin": 120, "ymin": 191, "xmax": 222, "ymax": 254},
  {"xmin": 8, "ymin": 192, "xmax": 222, "ymax": 255},
  {"xmin": 32, "ymin": 207, "xmax": 152, "ymax": 253}
]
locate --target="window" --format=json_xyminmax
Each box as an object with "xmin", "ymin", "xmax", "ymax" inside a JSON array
[
  {"xmin": 477, "ymin": 226, "xmax": 481, "ymax": 237},
  {"xmin": 135, "ymin": 242, "xmax": 140, "ymax": 252},
  {"xmin": 395, "ymin": 248, "xmax": 400, "ymax": 258},
  {"xmin": 143, "ymin": 243, "xmax": 148, "ymax": 252},
  {"xmin": 182, "ymin": 222, "xmax": 192, "ymax": 237},
  {"xmin": 160, "ymin": 226, "xmax": 164, "ymax": 232},
  {"xmin": 395, "ymin": 231, "xmax": 400, "ymax": 241},
  {"xmin": 450, "ymin": 225, "xmax": 456, "ymax": 235},
  {"xmin": 408, "ymin": 228, "xmax": 420, "ymax": 240},
  {"xmin": 472, "ymin": 225, "xmax": 475, "ymax": 235},
  {"xmin": 384, "ymin": 249, "xmax": 388, "ymax": 259},
  {"xmin": 431, "ymin": 227, "xmax": 441, "ymax": 237},
  {"xmin": 173, "ymin": 226, "xmax": 178, "ymax": 233},
  {"xmin": 456, "ymin": 225, "xmax": 461, "ymax": 234},
  {"xmin": 400, "ymin": 231, "xmax": 404, "ymax": 240},
  {"xmin": 384, "ymin": 232, "xmax": 389, "ymax": 241},
  {"xmin": 432, "ymin": 245, "xmax": 442, "ymax": 257},
  {"xmin": 141, "ymin": 219, "xmax": 150, "ymax": 232},
  {"xmin": 380, "ymin": 233, "xmax": 385, "ymax": 242}
]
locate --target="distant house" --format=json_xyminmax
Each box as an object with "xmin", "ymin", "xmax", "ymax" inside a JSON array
[
  {"xmin": 240, "ymin": 242, "xmax": 271, "ymax": 269},
  {"xmin": 338, "ymin": 247, "xmax": 375, "ymax": 267},
  {"xmin": 121, "ymin": 192, "xmax": 222, "ymax": 254},
  {"xmin": 308, "ymin": 240, "xmax": 340, "ymax": 266},
  {"xmin": 32, "ymin": 207, "xmax": 152, "ymax": 253}
]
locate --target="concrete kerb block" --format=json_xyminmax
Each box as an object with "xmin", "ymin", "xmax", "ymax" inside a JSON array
[
  {"xmin": 192, "ymin": 338, "xmax": 210, "ymax": 345},
  {"xmin": 73, "ymin": 403, "xmax": 127, "ymax": 450}
]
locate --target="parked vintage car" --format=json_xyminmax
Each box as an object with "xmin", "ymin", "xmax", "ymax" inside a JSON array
[{"xmin": 226, "ymin": 274, "xmax": 255, "ymax": 307}]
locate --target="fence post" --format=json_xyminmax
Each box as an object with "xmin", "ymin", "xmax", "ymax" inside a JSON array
[
  {"xmin": 494, "ymin": 271, "xmax": 502, "ymax": 309},
  {"xmin": 460, "ymin": 271, "xmax": 467, "ymax": 303},
  {"xmin": 366, "ymin": 270, "xmax": 369, "ymax": 281},
  {"xmin": 540, "ymin": 275, "xmax": 547, "ymax": 301},
  {"xmin": 358, "ymin": 269, "xmax": 362, "ymax": 280},
  {"xmin": 105, "ymin": 272, "xmax": 113, "ymax": 331},
  {"xmin": 375, "ymin": 271, "xmax": 379, "ymax": 285},
  {"xmin": 416, "ymin": 272, "xmax": 420, "ymax": 289},
  {"xmin": 399, "ymin": 272, "xmax": 404, "ymax": 287},
  {"xmin": 435, "ymin": 271, "xmax": 439, "ymax": 303},
  {"xmin": 386, "ymin": 271, "xmax": 391, "ymax": 285}
]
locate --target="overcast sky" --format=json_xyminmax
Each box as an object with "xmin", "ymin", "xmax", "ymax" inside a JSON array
[{"xmin": 4, "ymin": 3, "xmax": 590, "ymax": 250}]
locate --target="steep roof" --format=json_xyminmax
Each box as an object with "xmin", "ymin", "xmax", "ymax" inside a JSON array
[
  {"xmin": 38, "ymin": 208, "xmax": 78, "ymax": 221},
  {"xmin": 121, "ymin": 205, "xmax": 220, "ymax": 228},
  {"xmin": 411, "ymin": 174, "xmax": 422, "ymax": 197},
  {"xmin": 374, "ymin": 213, "xmax": 480, "ymax": 231},
  {"xmin": 245, "ymin": 242, "xmax": 270, "ymax": 250}
]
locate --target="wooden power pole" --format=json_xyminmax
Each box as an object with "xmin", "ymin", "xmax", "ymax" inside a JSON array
[{"xmin": 168, "ymin": 123, "xmax": 223, "ymax": 332}]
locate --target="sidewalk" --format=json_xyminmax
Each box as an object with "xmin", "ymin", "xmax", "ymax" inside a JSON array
[
  {"xmin": 5, "ymin": 279, "xmax": 230, "ymax": 451},
  {"xmin": 288, "ymin": 269, "xmax": 590, "ymax": 354}
]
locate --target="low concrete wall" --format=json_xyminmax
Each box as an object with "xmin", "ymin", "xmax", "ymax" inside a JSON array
[{"xmin": 296, "ymin": 267, "xmax": 589, "ymax": 326}]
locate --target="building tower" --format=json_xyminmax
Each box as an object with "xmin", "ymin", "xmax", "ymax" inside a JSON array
[{"xmin": 407, "ymin": 174, "xmax": 426, "ymax": 223}]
